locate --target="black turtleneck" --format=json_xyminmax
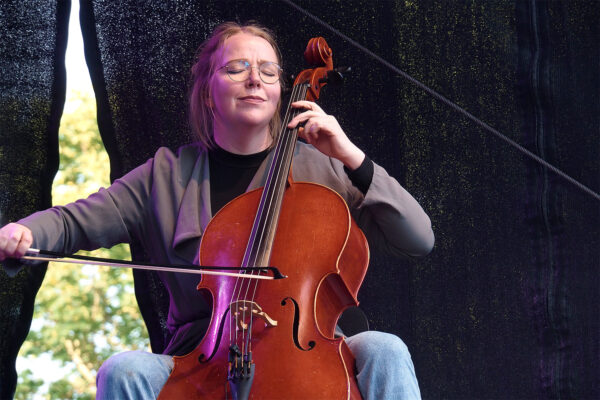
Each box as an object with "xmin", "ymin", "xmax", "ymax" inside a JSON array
[
  {"xmin": 208, "ymin": 145, "xmax": 374, "ymax": 215},
  {"xmin": 208, "ymin": 146, "xmax": 270, "ymax": 215}
]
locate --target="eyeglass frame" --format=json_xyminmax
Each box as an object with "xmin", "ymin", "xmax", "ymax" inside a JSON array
[{"xmin": 217, "ymin": 59, "xmax": 283, "ymax": 84}]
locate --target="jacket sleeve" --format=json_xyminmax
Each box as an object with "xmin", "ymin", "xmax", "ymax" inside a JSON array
[
  {"xmin": 349, "ymin": 161, "xmax": 435, "ymax": 258},
  {"xmin": 18, "ymin": 157, "xmax": 155, "ymax": 256},
  {"xmin": 293, "ymin": 143, "xmax": 434, "ymax": 259}
]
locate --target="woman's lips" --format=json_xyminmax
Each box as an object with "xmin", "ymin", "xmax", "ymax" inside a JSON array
[{"xmin": 239, "ymin": 96, "xmax": 265, "ymax": 104}]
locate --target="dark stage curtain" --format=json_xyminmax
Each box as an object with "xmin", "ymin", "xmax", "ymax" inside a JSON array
[
  {"xmin": 0, "ymin": 0, "xmax": 69, "ymax": 397},
  {"xmin": 1, "ymin": 1, "xmax": 598, "ymax": 398}
]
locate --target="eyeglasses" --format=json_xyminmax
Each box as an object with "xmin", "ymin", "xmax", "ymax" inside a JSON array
[{"xmin": 218, "ymin": 60, "xmax": 282, "ymax": 84}]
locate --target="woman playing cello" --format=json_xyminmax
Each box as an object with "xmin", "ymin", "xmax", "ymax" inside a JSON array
[{"xmin": 0, "ymin": 22, "xmax": 434, "ymax": 399}]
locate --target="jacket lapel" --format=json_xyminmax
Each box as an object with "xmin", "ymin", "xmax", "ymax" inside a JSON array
[
  {"xmin": 171, "ymin": 146, "xmax": 277, "ymax": 263},
  {"xmin": 171, "ymin": 150, "xmax": 211, "ymax": 261}
]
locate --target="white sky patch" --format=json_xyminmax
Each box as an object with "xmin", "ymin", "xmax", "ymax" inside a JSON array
[{"xmin": 64, "ymin": 0, "xmax": 94, "ymax": 107}]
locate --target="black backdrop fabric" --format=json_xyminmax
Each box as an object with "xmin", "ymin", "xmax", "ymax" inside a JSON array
[
  {"xmin": 0, "ymin": 1, "xmax": 598, "ymax": 398},
  {"xmin": 0, "ymin": 0, "xmax": 68, "ymax": 397}
]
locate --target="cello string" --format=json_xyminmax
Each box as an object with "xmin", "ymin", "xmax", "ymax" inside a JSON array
[
  {"xmin": 229, "ymin": 270, "xmax": 242, "ymax": 351},
  {"xmin": 244, "ymin": 82, "xmax": 307, "ymax": 352},
  {"xmin": 249, "ymin": 82, "xmax": 306, "ymax": 289},
  {"xmin": 229, "ymin": 165, "xmax": 280, "ymax": 354},
  {"xmin": 247, "ymin": 81, "xmax": 303, "ymax": 282},
  {"xmin": 279, "ymin": 0, "xmax": 600, "ymax": 202},
  {"xmin": 231, "ymin": 90, "xmax": 296, "ymax": 352},
  {"xmin": 243, "ymin": 80, "xmax": 300, "ymax": 271},
  {"xmin": 246, "ymin": 82, "xmax": 308, "ymax": 352},
  {"xmin": 235, "ymin": 82, "xmax": 303, "ymax": 354}
]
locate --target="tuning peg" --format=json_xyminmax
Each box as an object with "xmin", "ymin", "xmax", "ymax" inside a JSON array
[{"xmin": 319, "ymin": 66, "xmax": 351, "ymax": 86}]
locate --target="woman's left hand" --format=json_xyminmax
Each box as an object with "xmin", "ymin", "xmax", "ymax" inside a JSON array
[{"xmin": 287, "ymin": 101, "xmax": 365, "ymax": 170}]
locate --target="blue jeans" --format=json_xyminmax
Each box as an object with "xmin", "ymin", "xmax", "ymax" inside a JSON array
[{"xmin": 96, "ymin": 331, "xmax": 421, "ymax": 399}]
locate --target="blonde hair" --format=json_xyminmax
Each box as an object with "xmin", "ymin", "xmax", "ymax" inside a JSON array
[{"xmin": 189, "ymin": 22, "xmax": 283, "ymax": 150}]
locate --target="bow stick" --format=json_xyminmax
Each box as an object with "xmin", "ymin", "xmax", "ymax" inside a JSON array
[{"xmin": 19, "ymin": 248, "xmax": 286, "ymax": 280}]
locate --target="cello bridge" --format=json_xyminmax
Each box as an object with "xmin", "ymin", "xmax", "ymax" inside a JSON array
[{"xmin": 231, "ymin": 300, "xmax": 278, "ymax": 331}]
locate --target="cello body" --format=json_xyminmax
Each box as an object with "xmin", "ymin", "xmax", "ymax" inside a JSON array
[
  {"xmin": 159, "ymin": 36, "xmax": 369, "ymax": 399},
  {"xmin": 158, "ymin": 181, "xmax": 368, "ymax": 399}
]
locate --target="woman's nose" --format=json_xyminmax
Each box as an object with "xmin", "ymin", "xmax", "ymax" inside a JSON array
[{"xmin": 246, "ymin": 67, "xmax": 261, "ymax": 85}]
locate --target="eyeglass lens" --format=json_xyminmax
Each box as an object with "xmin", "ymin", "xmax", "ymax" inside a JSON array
[{"xmin": 225, "ymin": 60, "xmax": 280, "ymax": 84}]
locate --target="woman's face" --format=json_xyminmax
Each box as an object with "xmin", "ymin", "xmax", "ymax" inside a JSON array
[{"xmin": 210, "ymin": 32, "xmax": 281, "ymax": 140}]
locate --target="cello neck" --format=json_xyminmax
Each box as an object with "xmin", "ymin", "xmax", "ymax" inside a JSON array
[
  {"xmin": 240, "ymin": 36, "xmax": 334, "ymax": 270},
  {"xmin": 240, "ymin": 82, "xmax": 311, "ymax": 269}
]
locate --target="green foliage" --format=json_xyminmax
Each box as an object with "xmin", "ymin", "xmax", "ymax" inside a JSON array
[
  {"xmin": 55, "ymin": 92, "xmax": 111, "ymax": 192},
  {"xmin": 15, "ymin": 90, "xmax": 150, "ymax": 399},
  {"xmin": 14, "ymin": 370, "xmax": 43, "ymax": 400}
]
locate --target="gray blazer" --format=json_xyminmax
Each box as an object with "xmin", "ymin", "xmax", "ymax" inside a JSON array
[{"xmin": 19, "ymin": 141, "xmax": 434, "ymax": 355}]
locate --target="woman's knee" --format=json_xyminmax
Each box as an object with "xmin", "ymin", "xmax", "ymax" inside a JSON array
[
  {"xmin": 96, "ymin": 350, "xmax": 173, "ymax": 399},
  {"xmin": 97, "ymin": 350, "xmax": 146, "ymax": 384},
  {"xmin": 97, "ymin": 350, "xmax": 173, "ymax": 384},
  {"xmin": 346, "ymin": 331, "xmax": 411, "ymax": 366}
]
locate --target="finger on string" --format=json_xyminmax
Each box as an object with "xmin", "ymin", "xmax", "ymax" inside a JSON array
[
  {"xmin": 288, "ymin": 111, "xmax": 321, "ymax": 129},
  {"xmin": 292, "ymin": 100, "xmax": 323, "ymax": 112},
  {"xmin": 288, "ymin": 113, "xmax": 308, "ymax": 129}
]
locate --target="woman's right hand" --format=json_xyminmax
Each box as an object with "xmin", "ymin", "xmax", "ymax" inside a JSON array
[{"xmin": 0, "ymin": 223, "xmax": 33, "ymax": 261}]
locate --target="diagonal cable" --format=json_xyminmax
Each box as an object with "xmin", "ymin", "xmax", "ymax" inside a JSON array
[{"xmin": 280, "ymin": 0, "xmax": 599, "ymax": 202}]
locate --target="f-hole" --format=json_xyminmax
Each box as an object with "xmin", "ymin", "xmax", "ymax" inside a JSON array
[{"xmin": 281, "ymin": 297, "xmax": 316, "ymax": 351}]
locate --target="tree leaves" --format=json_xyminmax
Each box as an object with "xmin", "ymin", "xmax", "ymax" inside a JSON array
[{"xmin": 15, "ymin": 90, "xmax": 149, "ymax": 400}]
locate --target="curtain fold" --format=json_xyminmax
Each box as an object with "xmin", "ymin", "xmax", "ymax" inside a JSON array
[{"xmin": 0, "ymin": 1, "xmax": 69, "ymax": 397}]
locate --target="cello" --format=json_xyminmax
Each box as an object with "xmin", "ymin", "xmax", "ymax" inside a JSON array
[{"xmin": 158, "ymin": 37, "xmax": 368, "ymax": 400}]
